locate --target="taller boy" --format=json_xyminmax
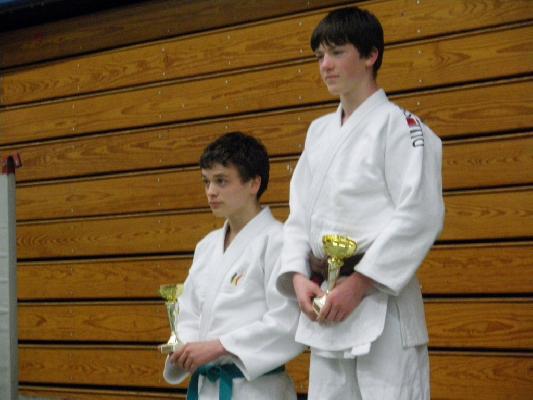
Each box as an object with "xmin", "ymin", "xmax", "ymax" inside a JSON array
[{"xmin": 277, "ymin": 6, "xmax": 445, "ymax": 400}]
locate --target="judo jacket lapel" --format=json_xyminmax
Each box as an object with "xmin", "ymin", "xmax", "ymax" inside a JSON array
[{"xmin": 198, "ymin": 207, "xmax": 273, "ymax": 339}]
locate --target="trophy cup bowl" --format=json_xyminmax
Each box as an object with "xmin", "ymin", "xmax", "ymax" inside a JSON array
[
  {"xmin": 158, "ymin": 283, "xmax": 184, "ymax": 354},
  {"xmin": 312, "ymin": 234, "xmax": 357, "ymax": 315}
]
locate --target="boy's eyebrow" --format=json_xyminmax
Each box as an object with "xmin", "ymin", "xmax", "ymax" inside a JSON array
[{"xmin": 201, "ymin": 172, "xmax": 228, "ymax": 179}]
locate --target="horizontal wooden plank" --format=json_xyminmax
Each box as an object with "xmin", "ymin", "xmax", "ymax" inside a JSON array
[
  {"xmin": 1, "ymin": 106, "xmax": 315, "ymax": 181},
  {"xmin": 0, "ymin": 63, "xmax": 325, "ymax": 144},
  {"xmin": 17, "ymin": 243, "xmax": 533, "ymax": 300},
  {"xmin": 18, "ymin": 302, "xmax": 169, "ymax": 342},
  {"xmin": 18, "ymin": 346, "xmax": 533, "ymax": 399},
  {"xmin": 17, "ymin": 257, "xmax": 191, "ymax": 300},
  {"xmin": 0, "ymin": 0, "xmax": 349, "ymax": 68},
  {"xmin": 1, "ymin": 0, "xmax": 529, "ymax": 71},
  {"xmin": 425, "ymin": 300, "xmax": 533, "ymax": 349},
  {"xmin": 2, "ymin": 79, "xmax": 531, "ymax": 182},
  {"xmin": 20, "ymin": 386, "xmax": 186, "ymax": 400},
  {"xmin": 430, "ymin": 352, "xmax": 533, "ymax": 400},
  {"xmin": 418, "ymin": 243, "xmax": 533, "ymax": 295},
  {"xmin": 399, "ymin": 79, "xmax": 533, "ymax": 139},
  {"xmin": 2, "ymin": 26, "xmax": 530, "ymax": 144},
  {"xmin": 15, "ymin": 160, "xmax": 294, "ymax": 221},
  {"xmin": 443, "ymin": 188, "xmax": 532, "ymax": 241},
  {"xmin": 18, "ymin": 345, "xmax": 310, "ymax": 393},
  {"xmin": 14, "ymin": 132, "xmax": 532, "ymax": 221},
  {"xmin": 4, "ymin": 5, "xmax": 531, "ymax": 105},
  {"xmin": 16, "ymin": 210, "xmax": 223, "ymax": 259},
  {"xmin": 15, "ymin": 188, "xmax": 533, "ymax": 259},
  {"xmin": 443, "ymin": 133, "xmax": 533, "ymax": 190},
  {"xmin": 18, "ymin": 300, "xmax": 533, "ymax": 349}
]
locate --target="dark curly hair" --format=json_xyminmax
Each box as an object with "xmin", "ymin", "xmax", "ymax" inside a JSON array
[{"xmin": 199, "ymin": 131, "xmax": 269, "ymax": 199}]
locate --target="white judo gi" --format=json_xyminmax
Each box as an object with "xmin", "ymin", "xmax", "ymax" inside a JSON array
[
  {"xmin": 164, "ymin": 207, "xmax": 304, "ymax": 399},
  {"xmin": 277, "ymin": 89, "xmax": 445, "ymax": 399}
]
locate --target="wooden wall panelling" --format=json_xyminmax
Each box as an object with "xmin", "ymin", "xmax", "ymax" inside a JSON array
[
  {"xmin": 18, "ymin": 347, "xmax": 533, "ymax": 399},
  {"xmin": 17, "ymin": 257, "xmax": 191, "ymax": 300},
  {"xmin": 18, "ymin": 300, "xmax": 533, "ymax": 349},
  {"xmin": 2, "ymin": 26, "xmax": 531, "ymax": 145},
  {"xmin": 425, "ymin": 300, "xmax": 533, "ymax": 349},
  {"xmin": 18, "ymin": 302, "xmax": 169, "ymax": 342},
  {"xmin": 19, "ymin": 386, "xmax": 186, "ymax": 400},
  {"xmin": 430, "ymin": 352, "xmax": 533, "ymax": 400},
  {"xmin": 443, "ymin": 133, "xmax": 533, "ymax": 190},
  {"xmin": 3, "ymin": 2, "xmax": 531, "ymax": 105},
  {"xmin": 16, "ymin": 211, "xmax": 222, "ymax": 259},
  {"xmin": 418, "ymin": 242, "xmax": 533, "ymax": 295},
  {"xmin": 395, "ymin": 78, "xmax": 533, "ymax": 139},
  {"xmin": 442, "ymin": 188, "xmax": 532, "ymax": 241},
  {"xmin": 0, "ymin": 0, "xmax": 352, "ymax": 68},
  {"xmin": 13, "ymin": 132, "xmax": 532, "ymax": 222},
  {"xmin": 2, "ymin": 79, "xmax": 531, "ymax": 182},
  {"xmin": 15, "ymin": 188, "xmax": 533, "ymax": 259},
  {"xmin": 16, "ymin": 242, "xmax": 533, "ymax": 301},
  {"xmin": 15, "ymin": 160, "xmax": 294, "ymax": 221},
  {"xmin": 0, "ymin": 106, "xmax": 319, "ymax": 181},
  {"xmin": 1, "ymin": 0, "xmax": 530, "ymax": 72}
]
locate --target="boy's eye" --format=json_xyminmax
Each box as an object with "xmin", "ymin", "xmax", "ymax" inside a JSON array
[{"xmin": 314, "ymin": 53, "xmax": 324, "ymax": 60}]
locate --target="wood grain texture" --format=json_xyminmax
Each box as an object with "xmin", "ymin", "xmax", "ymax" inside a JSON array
[
  {"xmin": 13, "ymin": 133, "xmax": 532, "ymax": 221},
  {"xmin": 425, "ymin": 300, "xmax": 533, "ymax": 349},
  {"xmin": 4, "ymin": 9, "xmax": 531, "ymax": 105},
  {"xmin": 18, "ymin": 347, "xmax": 533, "ymax": 399},
  {"xmin": 443, "ymin": 133, "xmax": 533, "ymax": 190},
  {"xmin": 2, "ymin": 79, "xmax": 531, "ymax": 182},
  {"xmin": 0, "ymin": 106, "xmax": 316, "ymax": 181},
  {"xmin": 442, "ymin": 188, "xmax": 532, "ymax": 241},
  {"xmin": 1, "ymin": 0, "xmax": 529, "ymax": 69},
  {"xmin": 16, "ymin": 210, "xmax": 223, "ymax": 259},
  {"xmin": 15, "ymin": 160, "xmax": 294, "ymax": 221},
  {"xmin": 15, "ymin": 189, "xmax": 533, "ymax": 259},
  {"xmin": 20, "ymin": 386, "xmax": 186, "ymax": 400},
  {"xmin": 18, "ymin": 300, "xmax": 533, "ymax": 349},
  {"xmin": 16, "ymin": 242, "xmax": 533, "ymax": 300},
  {"xmin": 17, "ymin": 257, "xmax": 191, "ymax": 300},
  {"xmin": 398, "ymin": 79, "xmax": 533, "ymax": 139},
  {"xmin": 2, "ymin": 26, "xmax": 530, "ymax": 144},
  {"xmin": 430, "ymin": 352, "xmax": 533, "ymax": 400},
  {"xmin": 0, "ymin": 0, "xmax": 350, "ymax": 68},
  {"xmin": 418, "ymin": 243, "xmax": 533, "ymax": 295}
]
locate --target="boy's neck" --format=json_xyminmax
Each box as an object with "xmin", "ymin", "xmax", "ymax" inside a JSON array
[
  {"xmin": 224, "ymin": 203, "xmax": 262, "ymax": 249},
  {"xmin": 340, "ymin": 80, "xmax": 379, "ymax": 124}
]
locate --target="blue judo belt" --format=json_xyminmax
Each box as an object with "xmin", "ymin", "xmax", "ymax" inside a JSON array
[{"xmin": 186, "ymin": 363, "xmax": 285, "ymax": 400}]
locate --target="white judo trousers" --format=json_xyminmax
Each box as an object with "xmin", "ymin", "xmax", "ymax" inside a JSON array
[
  {"xmin": 277, "ymin": 89, "xmax": 444, "ymax": 399},
  {"xmin": 163, "ymin": 207, "xmax": 304, "ymax": 399},
  {"xmin": 308, "ymin": 299, "xmax": 430, "ymax": 400}
]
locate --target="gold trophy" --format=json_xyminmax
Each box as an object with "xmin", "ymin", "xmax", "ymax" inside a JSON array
[
  {"xmin": 158, "ymin": 283, "xmax": 184, "ymax": 354},
  {"xmin": 312, "ymin": 234, "xmax": 358, "ymax": 315}
]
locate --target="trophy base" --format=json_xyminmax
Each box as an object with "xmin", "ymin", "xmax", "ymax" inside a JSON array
[
  {"xmin": 312, "ymin": 294, "xmax": 327, "ymax": 315},
  {"xmin": 158, "ymin": 341, "xmax": 183, "ymax": 354}
]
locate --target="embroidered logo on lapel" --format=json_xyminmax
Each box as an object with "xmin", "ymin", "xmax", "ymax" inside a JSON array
[{"xmin": 230, "ymin": 272, "xmax": 245, "ymax": 286}]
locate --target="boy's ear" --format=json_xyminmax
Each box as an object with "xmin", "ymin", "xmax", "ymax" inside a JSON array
[
  {"xmin": 249, "ymin": 176, "xmax": 261, "ymax": 195},
  {"xmin": 365, "ymin": 47, "xmax": 379, "ymax": 68}
]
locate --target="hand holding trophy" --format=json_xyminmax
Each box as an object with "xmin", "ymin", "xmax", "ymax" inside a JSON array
[
  {"xmin": 158, "ymin": 283, "xmax": 184, "ymax": 354},
  {"xmin": 312, "ymin": 234, "xmax": 357, "ymax": 315}
]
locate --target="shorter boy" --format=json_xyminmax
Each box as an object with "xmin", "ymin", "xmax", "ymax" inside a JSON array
[{"xmin": 163, "ymin": 132, "xmax": 304, "ymax": 400}]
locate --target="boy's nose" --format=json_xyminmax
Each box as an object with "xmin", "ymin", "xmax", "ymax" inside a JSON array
[{"xmin": 321, "ymin": 54, "xmax": 334, "ymax": 70}]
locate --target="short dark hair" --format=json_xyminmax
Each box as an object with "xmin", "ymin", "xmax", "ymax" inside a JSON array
[
  {"xmin": 199, "ymin": 131, "xmax": 269, "ymax": 199},
  {"xmin": 310, "ymin": 6, "xmax": 384, "ymax": 77}
]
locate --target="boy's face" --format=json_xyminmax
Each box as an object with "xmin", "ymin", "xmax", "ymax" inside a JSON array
[
  {"xmin": 314, "ymin": 43, "xmax": 376, "ymax": 96},
  {"xmin": 201, "ymin": 163, "xmax": 259, "ymax": 219}
]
